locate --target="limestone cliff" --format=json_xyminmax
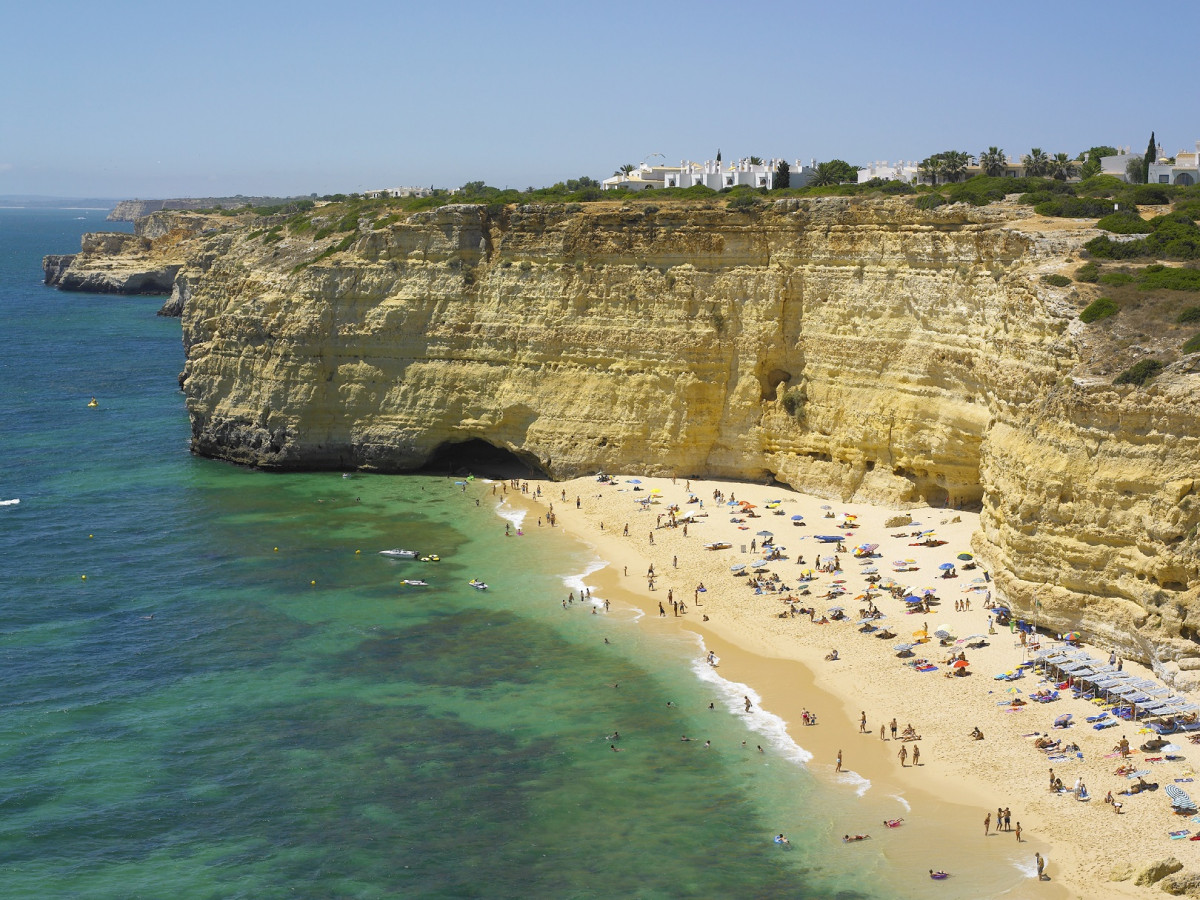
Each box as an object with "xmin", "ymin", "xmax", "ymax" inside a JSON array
[
  {"xmin": 43, "ymin": 212, "xmax": 226, "ymax": 309},
  {"xmin": 74, "ymin": 198, "xmax": 1200, "ymax": 674}
]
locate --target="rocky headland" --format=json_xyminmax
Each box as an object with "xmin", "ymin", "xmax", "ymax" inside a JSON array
[{"xmin": 46, "ymin": 196, "xmax": 1200, "ymax": 677}]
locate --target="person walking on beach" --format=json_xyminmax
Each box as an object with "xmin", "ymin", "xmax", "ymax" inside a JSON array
[
  {"xmin": 1004, "ymin": 807, "xmax": 1011, "ymax": 831},
  {"xmin": 649, "ymin": 531, "xmax": 654, "ymax": 545},
  {"xmin": 860, "ymin": 711, "xmax": 867, "ymax": 733},
  {"xmin": 744, "ymin": 696, "xmax": 753, "ymax": 713},
  {"xmin": 912, "ymin": 744, "xmax": 920, "ymax": 766},
  {"xmin": 836, "ymin": 750, "xmax": 843, "ymax": 773},
  {"xmin": 890, "ymin": 718, "xmax": 898, "ymax": 739},
  {"xmin": 1015, "ymin": 822, "xmax": 1022, "ymax": 842},
  {"xmin": 898, "ymin": 746, "xmax": 908, "ymax": 767},
  {"xmin": 1035, "ymin": 852, "xmax": 1045, "ymax": 880},
  {"xmin": 880, "ymin": 724, "xmax": 886, "ymax": 740},
  {"xmin": 983, "ymin": 812, "xmax": 991, "ymax": 836}
]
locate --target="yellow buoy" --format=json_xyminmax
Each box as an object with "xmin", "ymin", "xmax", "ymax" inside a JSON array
[
  {"xmin": 81, "ymin": 575, "xmax": 87, "ymax": 580},
  {"xmin": 355, "ymin": 549, "xmax": 361, "ymax": 555},
  {"xmin": 310, "ymin": 580, "xmax": 316, "ymax": 585},
  {"xmin": 89, "ymin": 534, "xmax": 93, "ymax": 538},
  {"xmin": 274, "ymin": 547, "xmax": 279, "ymax": 552}
]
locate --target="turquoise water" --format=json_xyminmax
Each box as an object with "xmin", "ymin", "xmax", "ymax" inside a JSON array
[{"xmin": 1, "ymin": 210, "xmax": 1019, "ymax": 899}]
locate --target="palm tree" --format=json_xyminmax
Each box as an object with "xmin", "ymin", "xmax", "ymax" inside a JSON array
[
  {"xmin": 1049, "ymin": 153, "xmax": 1078, "ymax": 182},
  {"xmin": 1022, "ymin": 148, "xmax": 1050, "ymax": 178},
  {"xmin": 613, "ymin": 163, "xmax": 635, "ymax": 177},
  {"xmin": 806, "ymin": 163, "xmax": 844, "ymax": 187},
  {"xmin": 980, "ymin": 146, "xmax": 1007, "ymax": 177},
  {"xmin": 748, "ymin": 156, "xmax": 763, "ymax": 165},
  {"xmin": 918, "ymin": 156, "xmax": 944, "ymax": 186},
  {"xmin": 941, "ymin": 151, "xmax": 970, "ymax": 183}
]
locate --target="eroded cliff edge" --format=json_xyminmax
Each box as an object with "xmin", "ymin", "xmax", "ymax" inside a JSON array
[{"xmin": 95, "ymin": 197, "xmax": 1200, "ymax": 675}]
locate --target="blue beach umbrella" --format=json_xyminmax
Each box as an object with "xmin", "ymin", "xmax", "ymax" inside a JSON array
[
  {"xmin": 938, "ymin": 562, "xmax": 955, "ymax": 571},
  {"xmin": 791, "ymin": 514, "xmax": 804, "ymax": 520},
  {"xmin": 730, "ymin": 564, "xmax": 746, "ymax": 572},
  {"xmin": 628, "ymin": 478, "xmax": 642, "ymax": 484},
  {"xmin": 903, "ymin": 595, "xmax": 923, "ymax": 604}
]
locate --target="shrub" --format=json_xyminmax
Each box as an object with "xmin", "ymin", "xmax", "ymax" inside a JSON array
[
  {"xmin": 1138, "ymin": 266, "xmax": 1200, "ymax": 292},
  {"xmin": 782, "ymin": 387, "xmax": 805, "ymax": 417},
  {"xmin": 726, "ymin": 192, "xmax": 760, "ymax": 211},
  {"xmin": 1096, "ymin": 211, "xmax": 1154, "ymax": 234},
  {"xmin": 1076, "ymin": 175, "xmax": 1126, "ymax": 196},
  {"xmin": 1183, "ymin": 333, "xmax": 1200, "ymax": 354},
  {"xmin": 1129, "ymin": 185, "xmax": 1172, "ymax": 205},
  {"xmin": 1080, "ymin": 297, "xmax": 1119, "ymax": 323},
  {"xmin": 1074, "ymin": 262, "xmax": 1100, "ymax": 283},
  {"xmin": 1041, "ymin": 274, "xmax": 1071, "ymax": 287},
  {"xmin": 1034, "ymin": 197, "xmax": 1115, "ymax": 218},
  {"xmin": 1114, "ymin": 359, "xmax": 1164, "ymax": 386},
  {"xmin": 1084, "ymin": 235, "xmax": 1149, "ymax": 259},
  {"xmin": 914, "ymin": 193, "xmax": 946, "ymax": 210},
  {"xmin": 1099, "ymin": 271, "xmax": 1134, "ymax": 286},
  {"xmin": 1179, "ymin": 306, "xmax": 1200, "ymax": 324}
]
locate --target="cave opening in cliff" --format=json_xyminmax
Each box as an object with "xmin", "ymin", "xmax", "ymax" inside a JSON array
[{"xmin": 420, "ymin": 439, "xmax": 547, "ymax": 479}]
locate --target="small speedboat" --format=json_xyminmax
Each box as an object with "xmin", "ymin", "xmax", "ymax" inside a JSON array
[
  {"xmin": 468, "ymin": 579, "xmax": 488, "ymax": 590},
  {"xmin": 401, "ymin": 579, "xmax": 428, "ymax": 586},
  {"xmin": 380, "ymin": 549, "xmax": 418, "ymax": 559}
]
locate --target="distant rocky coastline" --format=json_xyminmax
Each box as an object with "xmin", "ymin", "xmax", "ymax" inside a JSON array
[{"xmin": 107, "ymin": 196, "xmax": 311, "ymax": 222}]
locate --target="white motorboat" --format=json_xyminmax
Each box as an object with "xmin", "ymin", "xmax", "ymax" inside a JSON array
[
  {"xmin": 380, "ymin": 549, "xmax": 418, "ymax": 559},
  {"xmin": 469, "ymin": 579, "xmax": 489, "ymax": 590}
]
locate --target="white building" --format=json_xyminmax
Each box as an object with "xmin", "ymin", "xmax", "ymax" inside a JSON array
[
  {"xmin": 364, "ymin": 186, "xmax": 433, "ymax": 199},
  {"xmin": 1148, "ymin": 142, "xmax": 1199, "ymax": 186},
  {"xmin": 602, "ymin": 157, "xmax": 813, "ymax": 191},
  {"xmin": 857, "ymin": 160, "xmax": 920, "ymax": 184}
]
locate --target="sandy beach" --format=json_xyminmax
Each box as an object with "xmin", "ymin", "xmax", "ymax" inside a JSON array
[{"xmin": 495, "ymin": 473, "xmax": 1198, "ymax": 899}]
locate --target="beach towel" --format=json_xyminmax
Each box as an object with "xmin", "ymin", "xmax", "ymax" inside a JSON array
[
  {"xmin": 1047, "ymin": 754, "xmax": 1067, "ymax": 761},
  {"xmin": 1169, "ymin": 830, "xmax": 1191, "ymax": 839},
  {"xmin": 1177, "ymin": 779, "xmax": 1195, "ymax": 784}
]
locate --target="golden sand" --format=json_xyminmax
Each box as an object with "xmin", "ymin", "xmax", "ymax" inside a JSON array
[{"xmin": 499, "ymin": 473, "xmax": 1194, "ymax": 899}]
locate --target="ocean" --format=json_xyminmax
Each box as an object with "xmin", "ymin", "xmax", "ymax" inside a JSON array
[{"xmin": 1, "ymin": 209, "xmax": 1012, "ymax": 899}]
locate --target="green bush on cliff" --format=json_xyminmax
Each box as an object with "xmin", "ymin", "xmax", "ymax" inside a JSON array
[
  {"xmin": 1080, "ymin": 297, "xmax": 1119, "ymax": 323},
  {"xmin": 1113, "ymin": 358, "xmax": 1164, "ymax": 386},
  {"xmin": 1096, "ymin": 210, "xmax": 1154, "ymax": 234},
  {"xmin": 1033, "ymin": 196, "xmax": 1114, "ymax": 218},
  {"xmin": 914, "ymin": 193, "xmax": 946, "ymax": 210},
  {"xmin": 1074, "ymin": 262, "xmax": 1100, "ymax": 283},
  {"xmin": 1098, "ymin": 271, "xmax": 1134, "ymax": 286},
  {"xmin": 1179, "ymin": 306, "xmax": 1200, "ymax": 324},
  {"xmin": 1183, "ymin": 333, "xmax": 1200, "ymax": 354},
  {"xmin": 782, "ymin": 387, "xmax": 805, "ymax": 418},
  {"xmin": 1139, "ymin": 266, "xmax": 1200, "ymax": 291},
  {"xmin": 1041, "ymin": 274, "xmax": 1071, "ymax": 287}
]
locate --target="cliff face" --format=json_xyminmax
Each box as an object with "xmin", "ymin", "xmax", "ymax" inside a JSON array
[
  {"xmin": 91, "ymin": 198, "xmax": 1200, "ymax": 675},
  {"xmin": 42, "ymin": 213, "xmax": 222, "ymax": 306}
]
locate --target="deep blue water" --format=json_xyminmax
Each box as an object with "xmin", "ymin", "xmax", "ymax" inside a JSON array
[{"xmin": 0, "ymin": 209, "xmax": 1018, "ymax": 899}]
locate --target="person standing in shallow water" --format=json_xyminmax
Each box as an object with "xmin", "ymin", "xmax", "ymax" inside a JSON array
[{"xmin": 835, "ymin": 749, "xmax": 843, "ymax": 772}]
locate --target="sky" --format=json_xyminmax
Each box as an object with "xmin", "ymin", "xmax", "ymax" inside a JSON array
[{"xmin": 1, "ymin": 0, "xmax": 1197, "ymax": 199}]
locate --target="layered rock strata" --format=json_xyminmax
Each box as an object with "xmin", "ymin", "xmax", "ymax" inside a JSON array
[{"xmin": 75, "ymin": 198, "xmax": 1200, "ymax": 674}]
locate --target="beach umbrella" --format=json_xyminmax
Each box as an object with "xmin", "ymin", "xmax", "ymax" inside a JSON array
[
  {"xmin": 903, "ymin": 595, "xmax": 923, "ymax": 604},
  {"xmin": 1053, "ymin": 714, "xmax": 1073, "ymax": 728},
  {"xmin": 938, "ymin": 562, "xmax": 955, "ymax": 571},
  {"xmin": 957, "ymin": 553, "xmax": 974, "ymax": 561},
  {"xmin": 934, "ymin": 626, "xmax": 952, "ymax": 638},
  {"xmin": 963, "ymin": 634, "xmax": 987, "ymax": 641},
  {"xmin": 861, "ymin": 566, "xmax": 879, "ymax": 575},
  {"xmin": 1162, "ymin": 744, "xmax": 1183, "ymax": 755},
  {"xmin": 750, "ymin": 560, "xmax": 767, "ymax": 568},
  {"xmin": 894, "ymin": 642, "xmax": 915, "ymax": 651},
  {"xmin": 628, "ymin": 478, "xmax": 642, "ymax": 484},
  {"xmin": 740, "ymin": 502, "xmax": 757, "ymax": 509},
  {"xmin": 1063, "ymin": 632, "xmax": 1082, "ymax": 641},
  {"xmin": 757, "ymin": 530, "xmax": 774, "ymax": 538},
  {"xmin": 952, "ymin": 659, "xmax": 970, "ymax": 669},
  {"xmin": 971, "ymin": 577, "xmax": 987, "ymax": 584},
  {"xmin": 791, "ymin": 514, "xmax": 804, "ymax": 521},
  {"xmin": 730, "ymin": 564, "xmax": 746, "ymax": 572},
  {"xmin": 827, "ymin": 606, "xmax": 844, "ymax": 613},
  {"xmin": 893, "ymin": 560, "xmax": 909, "ymax": 568},
  {"xmin": 1005, "ymin": 687, "xmax": 1022, "ymax": 694},
  {"xmin": 821, "ymin": 504, "xmax": 831, "ymax": 510}
]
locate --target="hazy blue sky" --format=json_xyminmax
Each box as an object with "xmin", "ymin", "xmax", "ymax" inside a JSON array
[{"xmin": 2, "ymin": 0, "xmax": 1196, "ymax": 198}]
